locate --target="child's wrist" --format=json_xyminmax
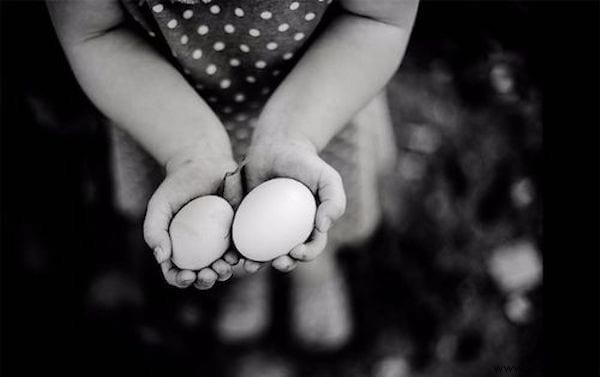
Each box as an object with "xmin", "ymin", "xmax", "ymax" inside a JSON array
[
  {"xmin": 164, "ymin": 140, "xmax": 236, "ymax": 175},
  {"xmin": 252, "ymin": 119, "xmax": 319, "ymax": 154},
  {"xmin": 255, "ymin": 102, "xmax": 339, "ymax": 152}
]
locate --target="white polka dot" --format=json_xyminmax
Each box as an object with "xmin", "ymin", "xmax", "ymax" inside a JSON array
[
  {"xmin": 220, "ymin": 79, "xmax": 231, "ymax": 89},
  {"xmin": 235, "ymin": 113, "xmax": 249, "ymax": 122},
  {"xmin": 183, "ymin": 10, "xmax": 194, "ymax": 19},
  {"xmin": 294, "ymin": 32, "xmax": 305, "ymax": 41},
  {"xmin": 152, "ymin": 4, "xmax": 164, "ymax": 13},
  {"xmin": 206, "ymin": 64, "xmax": 217, "ymax": 75},
  {"xmin": 197, "ymin": 25, "xmax": 209, "ymax": 35},
  {"xmin": 234, "ymin": 93, "xmax": 246, "ymax": 102},
  {"xmin": 223, "ymin": 106, "xmax": 233, "ymax": 114},
  {"xmin": 234, "ymin": 7, "xmax": 245, "ymax": 17},
  {"xmin": 167, "ymin": 19, "xmax": 178, "ymax": 29},
  {"xmin": 230, "ymin": 58, "xmax": 241, "ymax": 67},
  {"xmin": 255, "ymin": 60, "xmax": 267, "ymax": 69},
  {"xmin": 246, "ymin": 76, "xmax": 256, "ymax": 83},
  {"xmin": 260, "ymin": 11, "xmax": 273, "ymax": 20},
  {"xmin": 266, "ymin": 42, "xmax": 278, "ymax": 50},
  {"xmin": 261, "ymin": 87, "xmax": 271, "ymax": 95},
  {"xmin": 290, "ymin": 2, "xmax": 300, "ymax": 10},
  {"xmin": 202, "ymin": 0, "xmax": 211, "ymax": 3},
  {"xmin": 192, "ymin": 49, "xmax": 203, "ymax": 59},
  {"xmin": 214, "ymin": 41, "xmax": 226, "ymax": 51},
  {"xmin": 235, "ymin": 128, "xmax": 250, "ymax": 139},
  {"xmin": 224, "ymin": 24, "xmax": 235, "ymax": 33},
  {"xmin": 305, "ymin": 12, "xmax": 316, "ymax": 21},
  {"xmin": 283, "ymin": 52, "xmax": 294, "ymax": 60},
  {"xmin": 180, "ymin": 35, "xmax": 189, "ymax": 44},
  {"xmin": 249, "ymin": 29, "xmax": 261, "ymax": 37},
  {"xmin": 210, "ymin": 5, "xmax": 220, "ymax": 14},
  {"xmin": 278, "ymin": 23, "xmax": 290, "ymax": 32},
  {"xmin": 273, "ymin": 70, "xmax": 281, "ymax": 76},
  {"xmin": 149, "ymin": 31, "xmax": 156, "ymax": 37},
  {"xmin": 240, "ymin": 44, "xmax": 250, "ymax": 53}
]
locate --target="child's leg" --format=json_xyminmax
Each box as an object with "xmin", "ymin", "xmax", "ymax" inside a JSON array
[
  {"xmin": 109, "ymin": 125, "xmax": 162, "ymax": 222},
  {"xmin": 290, "ymin": 92, "xmax": 397, "ymax": 350},
  {"xmin": 290, "ymin": 241, "xmax": 353, "ymax": 350},
  {"xmin": 108, "ymin": 124, "xmax": 164, "ymax": 305},
  {"xmin": 109, "ymin": 124, "xmax": 163, "ymax": 276},
  {"xmin": 215, "ymin": 266, "xmax": 271, "ymax": 343}
]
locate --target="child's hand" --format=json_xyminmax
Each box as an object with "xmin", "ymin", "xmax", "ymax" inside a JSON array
[
  {"xmin": 143, "ymin": 146, "xmax": 243, "ymax": 290},
  {"xmin": 243, "ymin": 128, "xmax": 347, "ymax": 272}
]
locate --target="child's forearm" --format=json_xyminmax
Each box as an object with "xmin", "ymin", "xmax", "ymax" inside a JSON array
[
  {"xmin": 50, "ymin": 4, "xmax": 232, "ymax": 166},
  {"xmin": 257, "ymin": 5, "xmax": 418, "ymax": 151}
]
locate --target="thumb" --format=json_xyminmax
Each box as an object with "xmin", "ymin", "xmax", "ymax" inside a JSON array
[
  {"xmin": 222, "ymin": 168, "xmax": 244, "ymax": 209},
  {"xmin": 315, "ymin": 164, "xmax": 346, "ymax": 233},
  {"xmin": 143, "ymin": 184, "xmax": 174, "ymax": 264}
]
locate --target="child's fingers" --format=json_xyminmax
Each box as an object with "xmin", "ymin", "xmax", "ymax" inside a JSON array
[
  {"xmin": 176, "ymin": 269, "xmax": 197, "ymax": 288},
  {"xmin": 160, "ymin": 260, "xmax": 186, "ymax": 288},
  {"xmin": 289, "ymin": 229, "xmax": 328, "ymax": 261},
  {"xmin": 272, "ymin": 255, "xmax": 298, "ymax": 272},
  {"xmin": 195, "ymin": 268, "xmax": 218, "ymax": 290},
  {"xmin": 243, "ymin": 259, "xmax": 264, "ymax": 274},
  {"xmin": 212, "ymin": 259, "xmax": 233, "ymax": 281},
  {"xmin": 223, "ymin": 250, "xmax": 240, "ymax": 265},
  {"xmin": 315, "ymin": 164, "xmax": 346, "ymax": 233}
]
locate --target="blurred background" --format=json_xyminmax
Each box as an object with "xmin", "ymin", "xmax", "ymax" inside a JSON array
[{"xmin": 1, "ymin": 1, "xmax": 543, "ymax": 376}]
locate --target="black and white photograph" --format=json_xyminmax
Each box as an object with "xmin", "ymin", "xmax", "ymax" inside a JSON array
[{"xmin": 0, "ymin": 0, "xmax": 596, "ymax": 376}]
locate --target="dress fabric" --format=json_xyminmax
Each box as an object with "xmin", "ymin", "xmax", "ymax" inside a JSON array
[
  {"xmin": 113, "ymin": 0, "xmax": 397, "ymax": 247},
  {"xmin": 122, "ymin": 0, "xmax": 333, "ymax": 118}
]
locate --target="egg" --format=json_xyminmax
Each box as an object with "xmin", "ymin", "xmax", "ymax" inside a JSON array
[
  {"xmin": 169, "ymin": 196, "xmax": 234, "ymax": 270},
  {"xmin": 232, "ymin": 178, "xmax": 317, "ymax": 261}
]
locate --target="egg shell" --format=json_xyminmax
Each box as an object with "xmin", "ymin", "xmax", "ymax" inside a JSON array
[
  {"xmin": 232, "ymin": 178, "xmax": 317, "ymax": 262},
  {"xmin": 169, "ymin": 195, "xmax": 234, "ymax": 270}
]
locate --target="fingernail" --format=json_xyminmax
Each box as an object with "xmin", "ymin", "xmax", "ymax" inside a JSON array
[
  {"xmin": 224, "ymin": 252, "xmax": 239, "ymax": 265},
  {"xmin": 245, "ymin": 261, "xmax": 260, "ymax": 273}
]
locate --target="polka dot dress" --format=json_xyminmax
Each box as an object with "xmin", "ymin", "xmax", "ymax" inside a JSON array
[{"xmin": 122, "ymin": 0, "xmax": 335, "ymax": 156}]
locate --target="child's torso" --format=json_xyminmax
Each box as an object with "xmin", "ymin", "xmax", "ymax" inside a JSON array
[{"xmin": 122, "ymin": 0, "xmax": 335, "ymax": 125}]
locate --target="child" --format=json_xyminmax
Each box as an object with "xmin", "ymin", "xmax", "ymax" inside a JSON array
[{"xmin": 48, "ymin": 0, "xmax": 418, "ymax": 349}]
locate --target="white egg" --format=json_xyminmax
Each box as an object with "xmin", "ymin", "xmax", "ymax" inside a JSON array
[
  {"xmin": 169, "ymin": 196, "xmax": 234, "ymax": 270},
  {"xmin": 232, "ymin": 178, "xmax": 317, "ymax": 261}
]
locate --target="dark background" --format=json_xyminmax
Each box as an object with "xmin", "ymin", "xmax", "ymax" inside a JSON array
[{"xmin": 1, "ymin": 1, "xmax": 592, "ymax": 376}]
